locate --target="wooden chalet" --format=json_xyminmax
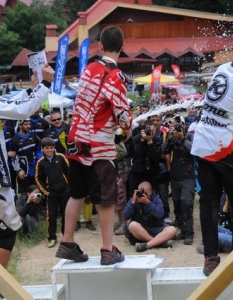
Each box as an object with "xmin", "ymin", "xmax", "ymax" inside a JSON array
[{"xmin": 11, "ymin": 0, "xmax": 233, "ymax": 78}]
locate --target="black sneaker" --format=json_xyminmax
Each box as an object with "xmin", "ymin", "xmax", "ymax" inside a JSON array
[
  {"xmin": 135, "ymin": 242, "xmax": 147, "ymax": 252},
  {"xmin": 159, "ymin": 240, "xmax": 173, "ymax": 248},
  {"xmin": 184, "ymin": 236, "xmax": 194, "ymax": 245},
  {"xmin": 100, "ymin": 246, "xmax": 125, "ymax": 265},
  {"xmin": 173, "ymin": 232, "xmax": 185, "ymax": 240},
  {"xmin": 203, "ymin": 256, "xmax": 220, "ymax": 276},
  {"xmin": 56, "ymin": 242, "xmax": 88, "ymax": 262},
  {"xmin": 86, "ymin": 221, "xmax": 96, "ymax": 231},
  {"xmin": 75, "ymin": 222, "xmax": 82, "ymax": 231}
]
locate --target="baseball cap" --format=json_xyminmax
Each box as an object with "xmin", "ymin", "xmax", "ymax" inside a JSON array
[{"xmin": 18, "ymin": 118, "xmax": 31, "ymax": 125}]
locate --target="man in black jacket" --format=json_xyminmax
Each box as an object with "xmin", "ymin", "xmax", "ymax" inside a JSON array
[
  {"xmin": 129, "ymin": 117, "xmax": 170, "ymax": 223},
  {"xmin": 162, "ymin": 115, "xmax": 195, "ymax": 245}
]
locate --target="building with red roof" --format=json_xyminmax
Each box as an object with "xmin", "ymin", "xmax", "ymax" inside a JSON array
[{"xmin": 10, "ymin": 0, "xmax": 233, "ymax": 78}]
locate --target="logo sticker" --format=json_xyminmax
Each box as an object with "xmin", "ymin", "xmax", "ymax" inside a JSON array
[{"xmin": 207, "ymin": 73, "xmax": 228, "ymax": 103}]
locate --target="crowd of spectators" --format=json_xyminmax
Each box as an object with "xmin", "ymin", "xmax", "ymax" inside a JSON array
[
  {"xmin": 0, "ymin": 97, "xmax": 221, "ymax": 251},
  {"xmin": 1, "ymin": 59, "xmax": 233, "ymax": 280}
]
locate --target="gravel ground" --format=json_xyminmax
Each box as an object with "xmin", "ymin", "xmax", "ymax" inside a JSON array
[{"xmin": 17, "ymin": 196, "xmax": 228, "ymax": 286}]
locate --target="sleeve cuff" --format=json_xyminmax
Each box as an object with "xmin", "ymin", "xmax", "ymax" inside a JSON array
[
  {"xmin": 26, "ymin": 88, "xmax": 33, "ymax": 95},
  {"xmin": 41, "ymin": 80, "xmax": 51, "ymax": 89}
]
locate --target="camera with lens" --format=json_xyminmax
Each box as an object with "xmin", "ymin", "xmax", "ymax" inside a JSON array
[
  {"xmin": 174, "ymin": 124, "xmax": 183, "ymax": 132},
  {"xmin": 32, "ymin": 193, "xmax": 41, "ymax": 199},
  {"xmin": 145, "ymin": 125, "xmax": 152, "ymax": 136},
  {"xmin": 136, "ymin": 188, "xmax": 145, "ymax": 198},
  {"xmin": 174, "ymin": 115, "xmax": 181, "ymax": 123}
]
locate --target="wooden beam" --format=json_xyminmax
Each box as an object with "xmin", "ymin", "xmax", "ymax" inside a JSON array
[
  {"xmin": 187, "ymin": 252, "xmax": 233, "ymax": 300},
  {"xmin": 0, "ymin": 264, "xmax": 33, "ymax": 300}
]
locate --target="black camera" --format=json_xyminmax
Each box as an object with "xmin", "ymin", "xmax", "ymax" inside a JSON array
[
  {"xmin": 136, "ymin": 188, "xmax": 145, "ymax": 198},
  {"xmin": 174, "ymin": 124, "xmax": 182, "ymax": 132},
  {"xmin": 145, "ymin": 125, "xmax": 152, "ymax": 136},
  {"xmin": 174, "ymin": 115, "xmax": 181, "ymax": 123}
]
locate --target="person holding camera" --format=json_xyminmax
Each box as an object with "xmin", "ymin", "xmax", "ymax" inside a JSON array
[
  {"xmin": 123, "ymin": 181, "xmax": 176, "ymax": 252},
  {"xmin": 130, "ymin": 118, "xmax": 170, "ymax": 222},
  {"xmin": 17, "ymin": 185, "xmax": 42, "ymax": 237},
  {"xmin": 35, "ymin": 137, "xmax": 70, "ymax": 248},
  {"xmin": 162, "ymin": 115, "xmax": 195, "ymax": 245}
]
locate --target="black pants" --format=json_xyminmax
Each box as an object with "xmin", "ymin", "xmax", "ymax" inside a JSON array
[
  {"xmin": 47, "ymin": 189, "xmax": 69, "ymax": 241},
  {"xmin": 196, "ymin": 155, "xmax": 233, "ymax": 257},
  {"xmin": 170, "ymin": 178, "xmax": 195, "ymax": 237}
]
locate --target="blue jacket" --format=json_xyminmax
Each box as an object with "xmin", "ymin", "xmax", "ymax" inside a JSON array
[{"xmin": 123, "ymin": 192, "xmax": 164, "ymax": 228}]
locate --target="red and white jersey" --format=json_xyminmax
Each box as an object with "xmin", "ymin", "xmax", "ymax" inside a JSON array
[
  {"xmin": 191, "ymin": 62, "xmax": 233, "ymax": 161},
  {"xmin": 67, "ymin": 61, "xmax": 132, "ymax": 165}
]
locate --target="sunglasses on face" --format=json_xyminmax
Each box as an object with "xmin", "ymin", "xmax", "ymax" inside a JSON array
[{"xmin": 51, "ymin": 118, "xmax": 62, "ymax": 122}]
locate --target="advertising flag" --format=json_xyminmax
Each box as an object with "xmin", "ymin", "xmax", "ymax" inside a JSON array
[
  {"xmin": 171, "ymin": 64, "xmax": 181, "ymax": 80},
  {"xmin": 150, "ymin": 65, "xmax": 163, "ymax": 96},
  {"xmin": 79, "ymin": 38, "xmax": 90, "ymax": 77},
  {"xmin": 53, "ymin": 34, "xmax": 69, "ymax": 95}
]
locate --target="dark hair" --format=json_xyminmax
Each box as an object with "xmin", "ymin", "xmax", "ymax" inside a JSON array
[
  {"xmin": 41, "ymin": 137, "xmax": 55, "ymax": 147},
  {"xmin": 144, "ymin": 120, "xmax": 154, "ymax": 127},
  {"xmin": 100, "ymin": 26, "xmax": 124, "ymax": 53},
  {"xmin": 27, "ymin": 184, "xmax": 39, "ymax": 194}
]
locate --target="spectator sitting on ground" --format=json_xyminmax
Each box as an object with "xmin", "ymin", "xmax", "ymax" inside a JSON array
[
  {"xmin": 196, "ymin": 193, "xmax": 233, "ymax": 254},
  {"xmin": 123, "ymin": 181, "xmax": 176, "ymax": 252},
  {"xmin": 17, "ymin": 185, "xmax": 42, "ymax": 237}
]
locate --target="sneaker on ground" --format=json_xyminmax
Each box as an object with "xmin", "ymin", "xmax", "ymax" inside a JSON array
[
  {"xmin": 75, "ymin": 221, "xmax": 82, "ymax": 231},
  {"xmin": 100, "ymin": 246, "xmax": 125, "ymax": 265},
  {"xmin": 203, "ymin": 255, "xmax": 220, "ymax": 276},
  {"xmin": 163, "ymin": 217, "xmax": 172, "ymax": 224},
  {"xmin": 114, "ymin": 225, "xmax": 125, "ymax": 235},
  {"xmin": 159, "ymin": 240, "xmax": 173, "ymax": 248},
  {"xmin": 135, "ymin": 242, "xmax": 147, "ymax": 252},
  {"xmin": 85, "ymin": 221, "xmax": 96, "ymax": 231},
  {"xmin": 173, "ymin": 232, "xmax": 185, "ymax": 240},
  {"xmin": 48, "ymin": 239, "xmax": 57, "ymax": 248},
  {"xmin": 184, "ymin": 236, "xmax": 194, "ymax": 245},
  {"xmin": 196, "ymin": 244, "xmax": 204, "ymax": 254},
  {"xmin": 56, "ymin": 242, "xmax": 88, "ymax": 262},
  {"xmin": 114, "ymin": 221, "xmax": 122, "ymax": 231}
]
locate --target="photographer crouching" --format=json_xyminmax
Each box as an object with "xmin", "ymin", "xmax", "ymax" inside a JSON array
[
  {"xmin": 17, "ymin": 185, "xmax": 42, "ymax": 237},
  {"xmin": 162, "ymin": 115, "xmax": 195, "ymax": 245},
  {"xmin": 123, "ymin": 181, "xmax": 176, "ymax": 252}
]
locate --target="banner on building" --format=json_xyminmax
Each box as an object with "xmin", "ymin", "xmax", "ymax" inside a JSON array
[
  {"xmin": 53, "ymin": 34, "xmax": 69, "ymax": 95},
  {"xmin": 79, "ymin": 38, "xmax": 90, "ymax": 77},
  {"xmin": 171, "ymin": 64, "xmax": 181, "ymax": 80}
]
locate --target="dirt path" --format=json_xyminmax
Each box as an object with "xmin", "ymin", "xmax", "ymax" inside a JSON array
[{"xmin": 17, "ymin": 198, "xmax": 228, "ymax": 285}]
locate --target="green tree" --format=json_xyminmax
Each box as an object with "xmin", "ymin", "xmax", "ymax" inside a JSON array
[
  {"xmin": 53, "ymin": 0, "xmax": 97, "ymax": 24},
  {"xmin": 4, "ymin": 0, "xmax": 67, "ymax": 52},
  {"xmin": 0, "ymin": 24, "xmax": 21, "ymax": 65},
  {"xmin": 152, "ymin": 0, "xmax": 233, "ymax": 14}
]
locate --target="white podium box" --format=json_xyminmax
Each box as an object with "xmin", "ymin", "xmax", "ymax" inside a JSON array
[
  {"xmin": 152, "ymin": 267, "xmax": 233, "ymax": 300},
  {"xmin": 51, "ymin": 255, "xmax": 163, "ymax": 300},
  {"xmin": 23, "ymin": 284, "xmax": 65, "ymax": 300},
  {"xmin": 152, "ymin": 267, "xmax": 205, "ymax": 300}
]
